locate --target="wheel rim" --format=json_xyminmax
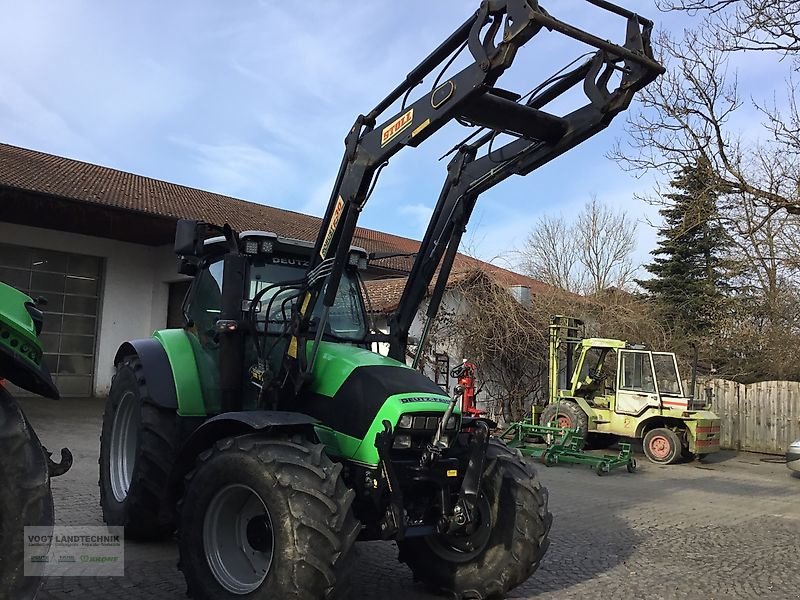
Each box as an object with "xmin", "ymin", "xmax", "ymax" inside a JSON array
[
  {"xmin": 557, "ymin": 414, "xmax": 572, "ymax": 428},
  {"xmin": 203, "ymin": 484, "xmax": 274, "ymax": 595},
  {"xmin": 109, "ymin": 391, "xmax": 140, "ymax": 502},
  {"xmin": 648, "ymin": 434, "xmax": 671, "ymax": 460},
  {"xmin": 425, "ymin": 494, "xmax": 492, "ymax": 563}
]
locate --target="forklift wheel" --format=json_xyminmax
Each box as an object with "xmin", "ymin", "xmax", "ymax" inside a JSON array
[{"xmin": 643, "ymin": 427, "xmax": 681, "ymax": 465}]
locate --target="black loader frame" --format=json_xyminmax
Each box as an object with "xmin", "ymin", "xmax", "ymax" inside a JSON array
[{"xmin": 270, "ymin": 0, "xmax": 664, "ymax": 395}]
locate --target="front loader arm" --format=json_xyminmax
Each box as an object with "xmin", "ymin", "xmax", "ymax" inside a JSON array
[
  {"xmin": 386, "ymin": 11, "xmax": 664, "ymax": 362},
  {"xmin": 287, "ymin": 0, "xmax": 664, "ymax": 385}
]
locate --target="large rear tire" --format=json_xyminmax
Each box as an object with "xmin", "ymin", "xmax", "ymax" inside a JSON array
[
  {"xmin": 177, "ymin": 433, "xmax": 359, "ymax": 599},
  {"xmin": 540, "ymin": 399, "xmax": 588, "ymax": 440},
  {"xmin": 398, "ymin": 438, "xmax": 552, "ymax": 600},
  {"xmin": 99, "ymin": 356, "xmax": 176, "ymax": 540},
  {"xmin": 0, "ymin": 387, "xmax": 54, "ymax": 600}
]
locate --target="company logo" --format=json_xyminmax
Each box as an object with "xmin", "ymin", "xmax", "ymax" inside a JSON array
[
  {"xmin": 381, "ymin": 109, "xmax": 414, "ymax": 147},
  {"xmin": 271, "ymin": 257, "xmax": 310, "ymax": 267},
  {"xmin": 400, "ymin": 396, "xmax": 450, "ymax": 404},
  {"xmin": 320, "ymin": 196, "xmax": 345, "ymax": 258}
]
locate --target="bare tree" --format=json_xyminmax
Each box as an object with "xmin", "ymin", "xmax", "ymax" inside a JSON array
[
  {"xmin": 577, "ymin": 196, "xmax": 638, "ymax": 293},
  {"xmin": 613, "ymin": 30, "xmax": 800, "ymax": 223},
  {"xmin": 518, "ymin": 196, "xmax": 637, "ymax": 295},
  {"xmin": 656, "ymin": 0, "xmax": 800, "ymax": 57}
]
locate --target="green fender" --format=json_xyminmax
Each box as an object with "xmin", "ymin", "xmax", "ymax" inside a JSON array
[{"xmin": 152, "ymin": 329, "xmax": 208, "ymax": 417}]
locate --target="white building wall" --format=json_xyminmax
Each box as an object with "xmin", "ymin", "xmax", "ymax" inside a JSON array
[{"xmin": 0, "ymin": 223, "xmax": 180, "ymax": 396}]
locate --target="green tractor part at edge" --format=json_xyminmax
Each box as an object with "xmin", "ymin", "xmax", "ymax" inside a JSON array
[
  {"xmin": 0, "ymin": 281, "xmax": 72, "ymax": 600},
  {"xmin": 527, "ymin": 316, "xmax": 722, "ymax": 466},
  {"xmin": 97, "ymin": 2, "xmax": 664, "ymax": 599}
]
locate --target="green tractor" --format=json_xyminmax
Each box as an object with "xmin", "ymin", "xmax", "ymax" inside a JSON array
[
  {"xmin": 97, "ymin": 2, "xmax": 663, "ymax": 598},
  {"xmin": 0, "ymin": 282, "xmax": 71, "ymax": 600},
  {"xmin": 540, "ymin": 316, "xmax": 722, "ymax": 464}
]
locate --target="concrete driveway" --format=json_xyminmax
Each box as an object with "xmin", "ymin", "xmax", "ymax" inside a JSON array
[{"xmin": 20, "ymin": 396, "xmax": 800, "ymax": 600}]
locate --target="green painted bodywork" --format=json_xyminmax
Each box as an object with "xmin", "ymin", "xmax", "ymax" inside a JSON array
[
  {"xmin": 306, "ymin": 341, "xmax": 405, "ymax": 397},
  {"xmin": 153, "ymin": 329, "xmax": 207, "ymax": 417},
  {"xmin": 147, "ymin": 331, "xmax": 454, "ymax": 465},
  {"xmin": 0, "ymin": 282, "xmax": 43, "ymax": 369},
  {"xmin": 308, "ymin": 341, "xmax": 454, "ymax": 466}
]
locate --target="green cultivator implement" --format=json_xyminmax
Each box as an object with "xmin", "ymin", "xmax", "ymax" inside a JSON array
[
  {"xmin": 501, "ymin": 421, "xmax": 637, "ymax": 475},
  {"xmin": 97, "ymin": 2, "xmax": 663, "ymax": 599},
  {"xmin": 0, "ymin": 282, "xmax": 71, "ymax": 600}
]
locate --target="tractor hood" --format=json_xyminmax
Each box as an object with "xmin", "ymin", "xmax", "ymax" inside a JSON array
[
  {"xmin": 298, "ymin": 341, "xmax": 450, "ymax": 440},
  {"xmin": 0, "ymin": 282, "xmax": 59, "ymax": 399}
]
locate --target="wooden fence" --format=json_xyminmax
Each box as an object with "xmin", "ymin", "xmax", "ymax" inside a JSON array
[{"xmin": 704, "ymin": 379, "xmax": 800, "ymax": 455}]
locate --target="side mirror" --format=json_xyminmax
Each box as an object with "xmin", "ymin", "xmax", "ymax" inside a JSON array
[{"xmin": 174, "ymin": 219, "xmax": 207, "ymax": 257}]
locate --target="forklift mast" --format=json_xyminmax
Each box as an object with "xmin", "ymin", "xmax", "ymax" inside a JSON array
[
  {"xmin": 288, "ymin": 0, "xmax": 664, "ymax": 387},
  {"xmin": 549, "ymin": 316, "xmax": 586, "ymax": 402}
]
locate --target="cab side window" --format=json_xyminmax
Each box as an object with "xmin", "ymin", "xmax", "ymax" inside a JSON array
[
  {"xmin": 187, "ymin": 260, "xmax": 224, "ymax": 349},
  {"xmin": 619, "ymin": 351, "xmax": 656, "ymax": 393}
]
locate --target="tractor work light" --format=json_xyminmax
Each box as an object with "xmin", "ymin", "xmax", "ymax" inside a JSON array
[
  {"xmin": 397, "ymin": 415, "xmax": 413, "ymax": 429},
  {"xmin": 347, "ymin": 249, "xmax": 368, "ymax": 270},
  {"xmin": 261, "ymin": 240, "xmax": 274, "ymax": 254},
  {"xmin": 244, "ymin": 240, "xmax": 259, "ymax": 254}
]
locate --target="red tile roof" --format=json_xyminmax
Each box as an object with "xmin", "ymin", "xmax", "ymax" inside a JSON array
[{"xmin": 0, "ymin": 142, "xmax": 546, "ymax": 293}]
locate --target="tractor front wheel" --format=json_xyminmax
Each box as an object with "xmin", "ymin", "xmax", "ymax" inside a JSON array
[
  {"xmin": 643, "ymin": 427, "xmax": 681, "ymax": 464},
  {"xmin": 177, "ymin": 433, "xmax": 359, "ymax": 599},
  {"xmin": 99, "ymin": 356, "xmax": 176, "ymax": 540},
  {"xmin": 398, "ymin": 439, "xmax": 552, "ymax": 600},
  {"xmin": 0, "ymin": 388, "xmax": 54, "ymax": 600}
]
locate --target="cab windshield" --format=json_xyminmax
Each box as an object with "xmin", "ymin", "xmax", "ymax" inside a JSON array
[{"xmin": 249, "ymin": 262, "xmax": 366, "ymax": 342}]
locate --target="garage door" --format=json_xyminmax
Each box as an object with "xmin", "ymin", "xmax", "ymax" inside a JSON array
[{"xmin": 0, "ymin": 243, "xmax": 102, "ymax": 396}]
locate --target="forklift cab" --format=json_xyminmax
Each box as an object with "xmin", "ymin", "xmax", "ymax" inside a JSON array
[{"xmin": 570, "ymin": 341, "xmax": 689, "ymax": 415}]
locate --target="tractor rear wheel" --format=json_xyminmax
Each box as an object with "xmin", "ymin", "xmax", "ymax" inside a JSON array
[
  {"xmin": 0, "ymin": 388, "xmax": 54, "ymax": 600},
  {"xmin": 398, "ymin": 438, "xmax": 552, "ymax": 600},
  {"xmin": 177, "ymin": 433, "xmax": 359, "ymax": 600},
  {"xmin": 99, "ymin": 356, "xmax": 176, "ymax": 540},
  {"xmin": 540, "ymin": 400, "xmax": 588, "ymax": 439},
  {"xmin": 643, "ymin": 427, "xmax": 681, "ymax": 464}
]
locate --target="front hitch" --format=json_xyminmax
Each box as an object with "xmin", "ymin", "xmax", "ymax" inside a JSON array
[
  {"xmin": 375, "ymin": 420, "xmax": 406, "ymax": 540},
  {"xmin": 442, "ymin": 420, "xmax": 489, "ymax": 533}
]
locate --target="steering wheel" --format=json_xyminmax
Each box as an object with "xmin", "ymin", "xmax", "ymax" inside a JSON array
[{"xmin": 588, "ymin": 369, "xmax": 607, "ymax": 384}]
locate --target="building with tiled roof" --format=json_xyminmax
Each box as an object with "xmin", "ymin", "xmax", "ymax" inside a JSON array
[{"xmin": 0, "ymin": 142, "xmax": 542, "ymax": 396}]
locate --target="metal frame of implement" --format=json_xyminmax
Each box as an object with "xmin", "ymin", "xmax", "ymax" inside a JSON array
[{"xmin": 500, "ymin": 421, "xmax": 637, "ymax": 475}]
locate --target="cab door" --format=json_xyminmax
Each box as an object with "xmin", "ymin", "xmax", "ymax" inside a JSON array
[
  {"xmin": 183, "ymin": 259, "xmax": 224, "ymax": 414},
  {"xmin": 615, "ymin": 350, "xmax": 660, "ymax": 415}
]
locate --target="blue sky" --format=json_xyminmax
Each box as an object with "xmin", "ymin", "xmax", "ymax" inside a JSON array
[{"xmin": 0, "ymin": 1, "xmax": 787, "ymax": 273}]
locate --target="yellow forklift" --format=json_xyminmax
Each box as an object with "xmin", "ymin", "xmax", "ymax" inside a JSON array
[{"xmin": 534, "ymin": 316, "xmax": 721, "ymax": 464}]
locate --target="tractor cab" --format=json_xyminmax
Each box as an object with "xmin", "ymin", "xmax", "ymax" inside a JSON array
[
  {"xmin": 175, "ymin": 221, "xmax": 369, "ymax": 415},
  {"xmin": 568, "ymin": 339, "xmax": 701, "ymax": 414}
]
